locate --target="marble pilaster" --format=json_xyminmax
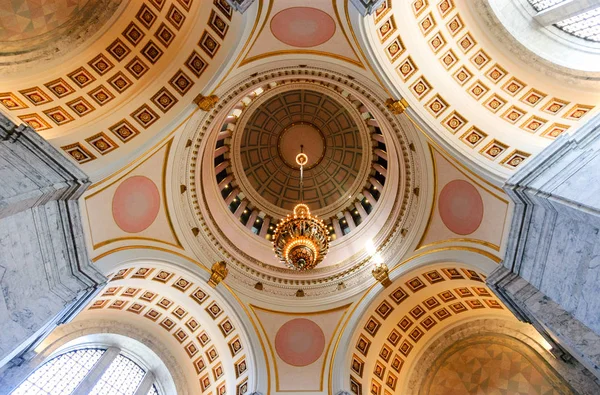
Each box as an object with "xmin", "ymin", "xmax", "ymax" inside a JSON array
[
  {"xmin": 0, "ymin": 113, "xmax": 106, "ymax": 389},
  {"xmin": 488, "ymin": 114, "xmax": 600, "ymax": 382}
]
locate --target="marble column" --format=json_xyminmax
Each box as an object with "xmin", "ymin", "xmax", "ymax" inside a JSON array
[
  {"xmin": 0, "ymin": 113, "xmax": 106, "ymax": 391},
  {"xmin": 488, "ymin": 114, "xmax": 600, "ymax": 383}
]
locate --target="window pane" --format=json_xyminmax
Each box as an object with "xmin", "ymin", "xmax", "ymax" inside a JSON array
[
  {"xmin": 11, "ymin": 349, "xmax": 105, "ymax": 395},
  {"xmin": 89, "ymin": 355, "xmax": 146, "ymax": 395},
  {"xmin": 147, "ymin": 384, "xmax": 159, "ymax": 395},
  {"xmin": 528, "ymin": 0, "xmax": 569, "ymax": 12},
  {"xmin": 556, "ymin": 7, "xmax": 600, "ymax": 42}
]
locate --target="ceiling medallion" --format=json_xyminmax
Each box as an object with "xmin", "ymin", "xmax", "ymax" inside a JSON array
[{"xmin": 272, "ymin": 148, "xmax": 330, "ymax": 271}]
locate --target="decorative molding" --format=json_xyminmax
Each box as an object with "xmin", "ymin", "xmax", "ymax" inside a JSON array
[
  {"xmin": 194, "ymin": 94, "xmax": 219, "ymax": 111},
  {"xmin": 174, "ymin": 65, "xmax": 428, "ymax": 301},
  {"xmin": 385, "ymin": 98, "xmax": 409, "ymax": 115},
  {"xmin": 208, "ymin": 261, "xmax": 228, "ymax": 288}
]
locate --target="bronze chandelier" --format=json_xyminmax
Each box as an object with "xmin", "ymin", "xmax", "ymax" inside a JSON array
[{"xmin": 272, "ymin": 148, "xmax": 330, "ymax": 271}]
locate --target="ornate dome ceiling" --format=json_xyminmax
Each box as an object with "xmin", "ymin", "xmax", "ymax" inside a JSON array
[
  {"xmin": 1, "ymin": 0, "xmax": 90, "ymax": 42},
  {"xmin": 0, "ymin": 0, "xmax": 123, "ymax": 66},
  {"xmin": 173, "ymin": 66, "xmax": 427, "ymax": 300},
  {"xmin": 234, "ymin": 87, "xmax": 370, "ymax": 216}
]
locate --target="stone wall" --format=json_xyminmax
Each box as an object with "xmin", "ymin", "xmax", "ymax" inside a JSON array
[
  {"xmin": 0, "ymin": 113, "xmax": 105, "ymax": 386},
  {"xmin": 488, "ymin": 114, "xmax": 600, "ymax": 382}
]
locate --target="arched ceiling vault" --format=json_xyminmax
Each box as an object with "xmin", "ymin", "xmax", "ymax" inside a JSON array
[
  {"xmin": 352, "ymin": 0, "xmax": 600, "ymax": 178},
  {"xmin": 78, "ymin": 263, "xmax": 261, "ymax": 395},
  {"xmin": 0, "ymin": 0, "xmax": 248, "ymax": 178},
  {"xmin": 2, "ymin": 0, "xmax": 598, "ymax": 182},
  {"xmin": 332, "ymin": 263, "xmax": 569, "ymax": 395}
]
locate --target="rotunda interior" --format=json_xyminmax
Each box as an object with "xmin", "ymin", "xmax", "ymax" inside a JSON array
[{"xmin": 1, "ymin": 0, "xmax": 600, "ymax": 394}]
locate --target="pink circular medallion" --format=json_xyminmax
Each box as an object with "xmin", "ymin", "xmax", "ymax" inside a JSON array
[
  {"xmin": 275, "ymin": 318, "xmax": 325, "ymax": 367},
  {"xmin": 270, "ymin": 7, "xmax": 336, "ymax": 48},
  {"xmin": 112, "ymin": 176, "xmax": 160, "ymax": 233},
  {"xmin": 438, "ymin": 180, "xmax": 484, "ymax": 235}
]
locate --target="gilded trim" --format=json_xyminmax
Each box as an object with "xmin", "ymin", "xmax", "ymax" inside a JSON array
[
  {"xmin": 415, "ymin": 143, "xmax": 508, "ymax": 251},
  {"xmin": 404, "ymin": 113, "xmax": 507, "ymax": 196},
  {"xmin": 88, "ymin": 111, "xmax": 198, "ymax": 190},
  {"xmin": 332, "ymin": 0, "xmax": 365, "ymax": 69},
  {"xmin": 90, "ymin": 245, "xmax": 209, "ymax": 273},
  {"xmin": 223, "ymin": 284, "xmax": 272, "ymax": 395},
  {"xmin": 239, "ymin": 50, "xmax": 364, "ymax": 68},
  {"xmin": 343, "ymin": 0, "xmax": 393, "ymax": 96},
  {"xmin": 417, "ymin": 238, "xmax": 501, "ymax": 252},
  {"xmin": 415, "ymin": 143, "xmax": 437, "ymax": 249},
  {"xmin": 392, "ymin": 246, "xmax": 502, "ymax": 270},
  {"xmin": 328, "ymin": 282, "xmax": 379, "ymax": 394},
  {"xmin": 239, "ymin": 0, "xmax": 364, "ymax": 68},
  {"xmin": 250, "ymin": 303, "xmax": 351, "ymax": 392},
  {"xmin": 238, "ymin": 0, "xmax": 274, "ymax": 66},
  {"xmin": 93, "ymin": 236, "xmax": 181, "ymax": 250},
  {"xmin": 87, "ymin": 139, "xmax": 182, "ymax": 250},
  {"xmin": 210, "ymin": 0, "xmax": 264, "ymax": 93}
]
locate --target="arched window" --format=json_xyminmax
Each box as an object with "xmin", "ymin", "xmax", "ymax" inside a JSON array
[{"xmin": 12, "ymin": 347, "xmax": 160, "ymax": 395}]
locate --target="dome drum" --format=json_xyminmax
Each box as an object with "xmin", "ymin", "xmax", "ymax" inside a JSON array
[{"xmin": 180, "ymin": 66, "xmax": 424, "ymax": 299}]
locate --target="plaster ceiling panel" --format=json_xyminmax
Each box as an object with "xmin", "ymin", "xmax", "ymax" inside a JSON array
[
  {"xmin": 251, "ymin": 305, "xmax": 349, "ymax": 393},
  {"xmin": 241, "ymin": 0, "xmax": 363, "ymax": 68},
  {"xmin": 417, "ymin": 148, "xmax": 509, "ymax": 253},
  {"xmin": 83, "ymin": 139, "xmax": 181, "ymax": 257}
]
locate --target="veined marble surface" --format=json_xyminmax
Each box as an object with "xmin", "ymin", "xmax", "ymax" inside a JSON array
[
  {"xmin": 0, "ymin": 113, "xmax": 105, "ymax": 386},
  {"xmin": 489, "ymin": 114, "xmax": 600, "ymax": 385}
]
